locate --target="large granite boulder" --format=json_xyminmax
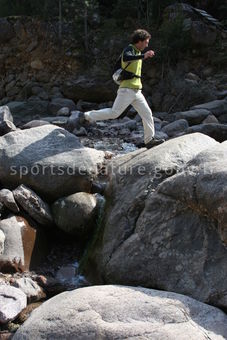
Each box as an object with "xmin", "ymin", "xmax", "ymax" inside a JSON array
[
  {"xmin": 13, "ymin": 285, "xmax": 227, "ymax": 340},
  {"xmin": 0, "ymin": 215, "xmax": 48, "ymax": 273},
  {"xmin": 83, "ymin": 134, "xmax": 227, "ymax": 309},
  {"xmin": 0, "ymin": 125, "xmax": 105, "ymax": 201}
]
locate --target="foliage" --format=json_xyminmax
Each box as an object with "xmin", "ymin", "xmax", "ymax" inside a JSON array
[{"xmin": 153, "ymin": 14, "xmax": 192, "ymax": 65}]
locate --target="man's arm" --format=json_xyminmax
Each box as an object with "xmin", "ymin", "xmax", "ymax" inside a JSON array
[
  {"xmin": 122, "ymin": 46, "xmax": 155, "ymax": 62},
  {"xmin": 122, "ymin": 46, "xmax": 144, "ymax": 62}
]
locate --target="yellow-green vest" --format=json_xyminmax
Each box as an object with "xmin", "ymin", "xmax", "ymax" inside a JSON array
[{"xmin": 120, "ymin": 44, "xmax": 142, "ymax": 89}]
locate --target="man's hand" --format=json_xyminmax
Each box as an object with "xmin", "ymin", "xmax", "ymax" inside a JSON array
[{"xmin": 144, "ymin": 50, "xmax": 155, "ymax": 59}]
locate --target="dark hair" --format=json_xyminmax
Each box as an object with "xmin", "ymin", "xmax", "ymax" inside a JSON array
[{"xmin": 131, "ymin": 29, "xmax": 151, "ymax": 44}]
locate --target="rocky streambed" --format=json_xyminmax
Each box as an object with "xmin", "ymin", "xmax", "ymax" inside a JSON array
[{"xmin": 0, "ymin": 98, "xmax": 227, "ymax": 339}]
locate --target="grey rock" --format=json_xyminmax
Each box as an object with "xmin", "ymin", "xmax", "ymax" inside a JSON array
[
  {"xmin": 162, "ymin": 119, "xmax": 189, "ymax": 137},
  {"xmin": 0, "ymin": 120, "xmax": 17, "ymax": 136},
  {"xmin": 13, "ymin": 185, "xmax": 53, "ymax": 226},
  {"xmin": 111, "ymin": 120, "xmax": 137, "ymax": 131},
  {"xmin": 154, "ymin": 111, "xmax": 169, "ymax": 120},
  {"xmin": 0, "ymin": 189, "xmax": 20, "ymax": 213},
  {"xmin": 41, "ymin": 116, "xmax": 68, "ymax": 128},
  {"xmin": 174, "ymin": 109, "xmax": 210, "ymax": 125},
  {"xmin": 62, "ymin": 78, "xmax": 116, "ymax": 103},
  {"xmin": 83, "ymin": 134, "xmax": 227, "ymax": 309},
  {"xmin": 191, "ymin": 99, "xmax": 227, "ymax": 117},
  {"xmin": 13, "ymin": 285, "xmax": 227, "ymax": 340},
  {"xmin": 38, "ymin": 91, "xmax": 49, "ymax": 101},
  {"xmin": 191, "ymin": 21, "xmax": 217, "ymax": 46},
  {"xmin": 0, "ymin": 215, "xmax": 48, "ymax": 273},
  {"xmin": 0, "ymin": 18, "xmax": 15, "ymax": 43},
  {"xmin": 202, "ymin": 114, "xmax": 219, "ymax": 124},
  {"xmin": 48, "ymin": 98, "xmax": 76, "ymax": 115},
  {"xmin": 216, "ymin": 90, "xmax": 227, "ymax": 99},
  {"xmin": 0, "ymin": 105, "xmax": 13, "ymax": 123},
  {"xmin": 11, "ymin": 277, "xmax": 46, "ymax": 303},
  {"xmin": 30, "ymin": 60, "xmax": 43, "ymax": 70},
  {"xmin": 0, "ymin": 202, "xmax": 4, "ymax": 217},
  {"xmin": 31, "ymin": 86, "xmax": 44, "ymax": 96},
  {"xmin": 76, "ymin": 99, "xmax": 99, "ymax": 111},
  {"xmin": 154, "ymin": 130, "xmax": 169, "ymax": 140},
  {"xmin": 219, "ymin": 113, "xmax": 227, "ymax": 124},
  {"xmin": 0, "ymin": 229, "xmax": 5, "ymax": 254},
  {"xmin": 0, "ymin": 285, "xmax": 27, "ymax": 324},
  {"xmin": 7, "ymin": 86, "xmax": 20, "ymax": 97},
  {"xmin": 5, "ymin": 80, "xmax": 16, "ymax": 93},
  {"xmin": 72, "ymin": 126, "xmax": 88, "ymax": 136},
  {"xmin": 0, "ymin": 125, "xmax": 105, "ymax": 200},
  {"xmin": 51, "ymin": 192, "xmax": 97, "ymax": 236},
  {"xmin": 21, "ymin": 120, "xmax": 50, "ymax": 129},
  {"xmin": 7, "ymin": 101, "xmax": 49, "ymax": 125},
  {"xmin": 26, "ymin": 40, "xmax": 38, "ymax": 53},
  {"xmin": 56, "ymin": 107, "xmax": 70, "ymax": 116},
  {"xmin": 186, "ymin": 123, "xmax": 227, "ymax": 142},
  {"xmin": 185, "ymin": 72, "xmax": 200, "ymax": 81},
  {"xmin": 67, "ymin": 110, "xmax": 84, "ymax": 131}
]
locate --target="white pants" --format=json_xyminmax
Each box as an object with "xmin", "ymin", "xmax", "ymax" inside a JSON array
[{"xmin": 84, "ymin": 88, "xmax": 155, "ymax": 144}]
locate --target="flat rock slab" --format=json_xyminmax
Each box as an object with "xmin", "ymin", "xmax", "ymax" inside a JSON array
[{"xmin": 13, "ymin": 285, "xmax": 227, "ymax": 339}]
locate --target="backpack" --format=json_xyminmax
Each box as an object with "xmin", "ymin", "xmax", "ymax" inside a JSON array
[{"xmin": 112, "ymin": 50, "xmax": 138, "ymax": 85}]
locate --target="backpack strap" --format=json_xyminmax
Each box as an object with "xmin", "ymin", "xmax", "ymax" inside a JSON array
[{"xmin": 121, "ymin": 46, "xmax": 141, "ymax": 78}]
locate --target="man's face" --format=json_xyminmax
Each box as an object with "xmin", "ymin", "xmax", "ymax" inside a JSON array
[{"xmin": 137, "ymin": 38, "xmax": 150, "ymax": 51}]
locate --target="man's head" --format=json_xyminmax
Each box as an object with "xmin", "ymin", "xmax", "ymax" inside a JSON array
[{"xmin": 131, "ymin": 29, "xmax": 151, "ymax": 51}]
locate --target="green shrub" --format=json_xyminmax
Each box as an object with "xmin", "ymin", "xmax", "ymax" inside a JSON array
[{"xmin": 154, "ymin": 14, "xmax": 192, "ymax": 65}]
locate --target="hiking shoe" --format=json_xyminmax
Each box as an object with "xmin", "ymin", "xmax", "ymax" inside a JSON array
[{"xmin": 145, "ymin": 138, "xmax": 165, "ymax": 149}]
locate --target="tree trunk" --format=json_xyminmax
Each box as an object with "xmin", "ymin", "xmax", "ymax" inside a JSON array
[
  {"xmin": 84, "ymin": 2, "xmax": 89, "ymax": 52},
  {"xmin": 58, "ymin": 0, "xmax": 62, "ymax": 43}
]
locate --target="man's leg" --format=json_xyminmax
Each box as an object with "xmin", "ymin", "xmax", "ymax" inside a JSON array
[
  {"xmin": 131, "ymin": 90, "xmax": 155, "ymax": 144},
  {"xmin": 85, "ymin": 88, "xmax": 135, "ymax": 122}
]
